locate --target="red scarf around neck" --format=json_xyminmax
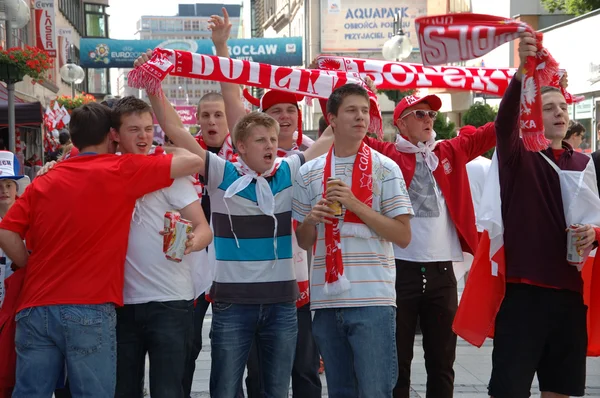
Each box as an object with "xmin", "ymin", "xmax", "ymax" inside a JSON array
[
  {"xmin": 321, "ymin": 142, "xmax": 373, "ymax": 295},
  {"xmin": 416, "ymin": 13, "xmax": 559, "ymax": 152}
]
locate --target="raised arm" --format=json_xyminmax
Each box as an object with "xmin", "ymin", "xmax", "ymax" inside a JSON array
[
  {"xmin": 495, "ymin": 32, "xmax": 536, "ymax": 161},
  {"xmin": 209, "ymin": 8, "xmax": 246, "ymax": 132},
  {"xmin": 134, "ymin": 51, "xmax": 205, "ymax": 159}
]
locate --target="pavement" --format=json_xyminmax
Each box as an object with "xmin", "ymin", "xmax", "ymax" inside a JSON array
[{"xmin": 144, "ymin": 310, "xmax": 600, "ymax": 398}]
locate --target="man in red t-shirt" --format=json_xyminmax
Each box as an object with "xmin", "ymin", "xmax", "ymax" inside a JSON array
[{"xmin": 0, "ymin": 102, "xmax": 203, "ymax": 398}]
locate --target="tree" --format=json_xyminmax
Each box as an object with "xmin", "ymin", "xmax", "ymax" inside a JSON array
[
  {"xmin": 541, "ymin": 0, "xmax": 600, "ymax": 15},
  {"xmin": 434, "ymin": 113, "xmax": 457, "ymax": 140},
  {"xmin": 379, "ymin": 89, "xmax": 417, "ymax": 104},
  {"xmin": 462, "ymin": 102, "xmax": 497, "ymax": 158}
]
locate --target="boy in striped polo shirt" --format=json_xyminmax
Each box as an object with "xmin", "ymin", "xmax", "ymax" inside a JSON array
[
  {"xmin": 293, "ymin": 83, "xmax": 414, "ymax": 398},
  {"xmin": 142, "ymin": 61, "xmax": 335, "ymax": 395}
]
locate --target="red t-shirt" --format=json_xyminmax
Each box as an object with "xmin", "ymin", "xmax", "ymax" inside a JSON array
[{"xmin": 0, "ymin": 153, "xmax": 174, "ymax": 312}]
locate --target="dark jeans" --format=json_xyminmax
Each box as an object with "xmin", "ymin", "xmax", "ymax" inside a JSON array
[
  {"xmin": 210, "ymin": 302, "xmax": 297, "ymax": 398},
  {"xmin": 246, "ymin": 304, "xmax": 322, "ymax": 398},
  {"xmin": 183, "ymin": 294, "xmax": 211, "ymax": 398},
  {"xmin": 394, "ymin": 260, "xmax": 457, "ymax": 398},
  {"xmin": 115, "ymin": 300, "xmax": 194, "ymax": 398}
]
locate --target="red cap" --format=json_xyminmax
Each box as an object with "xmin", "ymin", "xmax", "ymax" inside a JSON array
[
  {"xmin": 243, "ymin": 88, "xmax": 304, "ymax": 147},
  {"xmin": 393, "ymin": 94, "xmax": 442, "ymax": 122}
]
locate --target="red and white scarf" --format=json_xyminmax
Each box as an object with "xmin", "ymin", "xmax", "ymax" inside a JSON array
[
  {"xmin": 192, "ymin": 134, "xmax": 236, "ymax": 198},
  {"xmin": 322, "ymin": 142, "xmax": 373, "ymax": 296},
  {"xmin": 127, "ymin": 49, "xmax": 383, "ymax": 138},
  {"xmin": 415, "ymin": 13, "xmax": 558, "ymax": 151}
]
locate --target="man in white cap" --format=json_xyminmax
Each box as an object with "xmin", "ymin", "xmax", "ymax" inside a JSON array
[{"xmin": 363, "ymin": 94, "xmax": 496, "ymax": 398}]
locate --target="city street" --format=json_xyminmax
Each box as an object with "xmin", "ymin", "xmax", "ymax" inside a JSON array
[{"xmin": 144, "ymin": 310, "xmax": 600, "ymax": 398}]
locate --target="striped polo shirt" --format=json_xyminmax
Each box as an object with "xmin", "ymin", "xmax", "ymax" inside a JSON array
[
  {"xmin": 205, "ymin": 151, "xmax": 305, "ymax": 304},
  {"xmin": 292, "ymin": 151, "xmax": 414, "ymax": 309}
]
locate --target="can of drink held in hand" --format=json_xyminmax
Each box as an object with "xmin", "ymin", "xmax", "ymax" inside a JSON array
[
  {"xmin": 567, "ymin": 224, "xmax": 584, "ymax": 267},
  {"xmin": 163, "ymin": 211, "xmax": 193, "ymax": 263},
  {"xmin": 326, "ymin": 177, "xmax": 343, "ymax": 217}
]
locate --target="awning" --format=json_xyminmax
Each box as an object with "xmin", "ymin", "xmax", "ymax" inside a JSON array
[
  {"xmin": 0, "ymin": 82, "xmax": 25, "ymax": 104},
  {"xmin": 0, "ymin": 102, "xmax": 43, "ymax": 127}
]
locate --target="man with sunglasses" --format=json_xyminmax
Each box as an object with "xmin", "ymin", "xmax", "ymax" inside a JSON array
[{"xmin": 363, "ymin": 94, "xmax": 496, "ymax": 398}]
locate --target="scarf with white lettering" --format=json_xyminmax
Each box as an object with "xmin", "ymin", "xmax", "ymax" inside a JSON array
[
  {"xmin": 415, "ymin": 13, "xmax": 558, "ymax": 151},
  {"xmin": 322, "ymin": 142, "xmax": 373, "ymax": 296},
  {"xmin": 395, "ymin": 132, "xmax": 439, "ymax": 172},
  {"xmin": 223, "ymin": 157, "xmax": 282, "ymax": 261},
  {"xmin": 127, "ymin": 48, "xmax": 383, "ymax": 138}
]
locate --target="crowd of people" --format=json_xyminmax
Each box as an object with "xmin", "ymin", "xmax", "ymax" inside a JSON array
[{"xmin": 0, "ymin": 10, "xmax": 599, "ymax": 398}]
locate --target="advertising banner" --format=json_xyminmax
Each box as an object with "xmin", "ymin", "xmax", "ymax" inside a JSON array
[
  {"xmin": 320, "ymin": 0, "xmax": 427, "ymax": 53},
  {"xmin": 80, "ymin": 37, "xmax": 303, "ymax": 68},
  {"xmin": 34, "ymin": 0, "xmax": 57, "ymax": 57}
]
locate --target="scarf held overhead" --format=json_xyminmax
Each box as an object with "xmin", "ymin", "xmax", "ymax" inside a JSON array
[
  {"xmin": 415, "ymin": 13, "xmax": 559, "ymax": 152},
  {"xmin": 322, "ymin": 142, "xmax": 374, "ymax": 296},
  {"xmin": 127, "ymin": 49, "xmax": 383, "ymax": 139}
]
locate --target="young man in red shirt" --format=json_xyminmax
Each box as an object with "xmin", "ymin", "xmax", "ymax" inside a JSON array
[
  {"xmin": 0, "ymin": 102, "xmax": 203, "ymax": 398},
  {"xmin": 364, "ymin": 95, "xmax": 496, "ymax": 397}
]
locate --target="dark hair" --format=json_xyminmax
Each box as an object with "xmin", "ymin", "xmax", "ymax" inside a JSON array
[
  {"xmin": 318, "ymin": 116, "xmax": 329, "ymax": 137},
  {"xmin": 69, "ymin": 102, "xmax": 113, "ymax": 150},
  {"xmin": 326, "ymin": 84, "xmax": 370, "ymax": 116},
  {"xmin": 541, "ymin": 86, "xmax": 562, "ymax": 95},
  {"xmin": 197, "ymin": 92, "xmax": 224, "ymax": 113},
  {"xmin": 100, "ymin": 98, "xmax": 120, "ymax": 109},
  {"xmin": 58, "ymin": 131, "xmax": 71, "ymax": 146},
  {"xmin": 111, "ymin": 96, "xmax": 153, "ymax": 131},
  {"xmin": 565, "ymin": 120, "xmax": 586, "ymax": 140}
]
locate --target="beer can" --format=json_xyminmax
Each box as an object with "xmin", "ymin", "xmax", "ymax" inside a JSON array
[
  {"xmin": 163, "ymin": 211, "xmax": 193, "ymax": 263},
  {"xmin": 567, "ymin": 224, "xmax": 584, "ymax": 266},
  {"xmin": 326, "ymin": 177, "xmax": 343, "ymax": 217}
]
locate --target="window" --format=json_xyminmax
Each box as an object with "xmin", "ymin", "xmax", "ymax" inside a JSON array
[
  {"xmin": 184, "ymin": 21, "xmax": 191, "ymax": 31},
  {"xmin": 192, "ymin": 20, "xmax": 199, "ymax": 31},
  {"xmin": 169, "ymin": 89, "xmax": 178, "ymax": 99},
  {"xmin": 194, "ymin": 89, "xmax": 202, "ymax": 98},
  {"xmin": 60, "ymin": 0, "xmax": 84, "ymax": 34},
  {"xmin": 86, "ymin": 68, "xmax": 109, "ymax": 95},
  {"xmin": 84, "ymin": 3, "xmax": 109, "ymax": 37}
]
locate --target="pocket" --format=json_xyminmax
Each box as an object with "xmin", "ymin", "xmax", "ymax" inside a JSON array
[
  {"xmin": 61, "ymin": 305, "xmax": 105, "ymax": 355},
  {"xmin": 440, "ymin": 263, "xmax": 457, "ymax": 287},
  {"xmin": 212, "ymin": 302, "xmax": 233, "ymax": 312},
  {"xmin": 14, "ymin": 307, "xmax": 34, "ymax": 349}
]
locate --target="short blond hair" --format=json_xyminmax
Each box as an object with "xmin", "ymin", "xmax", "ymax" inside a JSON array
[{"xmin": 233, "ymin": 111, "xmax": 280, "ymax": 145}]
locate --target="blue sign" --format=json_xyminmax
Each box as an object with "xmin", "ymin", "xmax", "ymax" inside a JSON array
[{"xmin": 80, "ymin": 37, "xmax": 303, "ymax": 68}]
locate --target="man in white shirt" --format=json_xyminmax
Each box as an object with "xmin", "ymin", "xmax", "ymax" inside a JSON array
[{"xmin": 111, "ymin": 97, "xmax": 213, "ymax": 398}]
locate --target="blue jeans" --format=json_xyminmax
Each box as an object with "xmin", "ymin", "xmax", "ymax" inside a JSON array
[
  {"xmin": 12, "ymin": 304, "xmax": 117, "ymax": 398},
  {"xmin": 312, "ymin": 306, "xmax": 398, "ymax": 398},
  {"xmin": 115, "ymin": 300, "xmax": 194, "ymax": 398},
  {"xmin": 210, "ymin": 302, "xmax": 297, "ymax": 398}
]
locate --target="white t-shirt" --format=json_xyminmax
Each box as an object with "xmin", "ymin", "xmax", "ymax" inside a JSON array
[
  {"xmin": 466, "ymin": 156, "xmax": 492, "ymax": 232},
  {"xmin": 123, "ymin": 177, "xmax": 201, "ymax": 305},
  {"xmin": 293, "ymin": 151, "xmax": 414, "ymax": 309},
  {"xmin": 393, "ymin": 155, "xmax": 464, "ymax": 262}
]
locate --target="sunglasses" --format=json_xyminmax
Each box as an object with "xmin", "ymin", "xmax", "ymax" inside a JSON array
[{"xmin": 402, "ymin": 110, "xmax": 438, "ymax": 120}]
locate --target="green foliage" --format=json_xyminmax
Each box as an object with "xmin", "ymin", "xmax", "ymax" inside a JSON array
[
  {"xmin": 433, "ymin": 113, "xmax": 456, "ymax": 140},
  {"xmin": 541, "ymin": 0, "xmax": 600, "ymax": 15},
  {"xmin": 462, "ymin": 102, "xmax": 497, "ymax": 128},
  {"xmin": 463, "ymin": 102, "xmax": 498, "ymax": 159}
]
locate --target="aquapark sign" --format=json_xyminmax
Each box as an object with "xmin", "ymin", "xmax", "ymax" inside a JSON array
[{"xmin": 80, "ymin": 37, "xmax": 303, "ymax": 69}]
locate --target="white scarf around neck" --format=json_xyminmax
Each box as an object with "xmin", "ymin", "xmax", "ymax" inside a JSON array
[{"xmin": 394, "ymin": 132, "xmax": 439, "ymax": 172}]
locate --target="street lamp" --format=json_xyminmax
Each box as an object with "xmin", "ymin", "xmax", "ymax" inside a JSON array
[
  {"xmin": 3, "ymin": 0, "xmax": 31, "ymax": 154},
  {"xmin": 59, "ymin": 45, "xmax": 85, "ymax": 97},
  {"xmin": 382, "ymin": 11, "xmax": 413, "ymax": 62}
]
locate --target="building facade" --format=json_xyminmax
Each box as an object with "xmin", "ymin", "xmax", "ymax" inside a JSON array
[{"xmin": 131, "ymin": 3, "xmax": 242, "ymax": 106}]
